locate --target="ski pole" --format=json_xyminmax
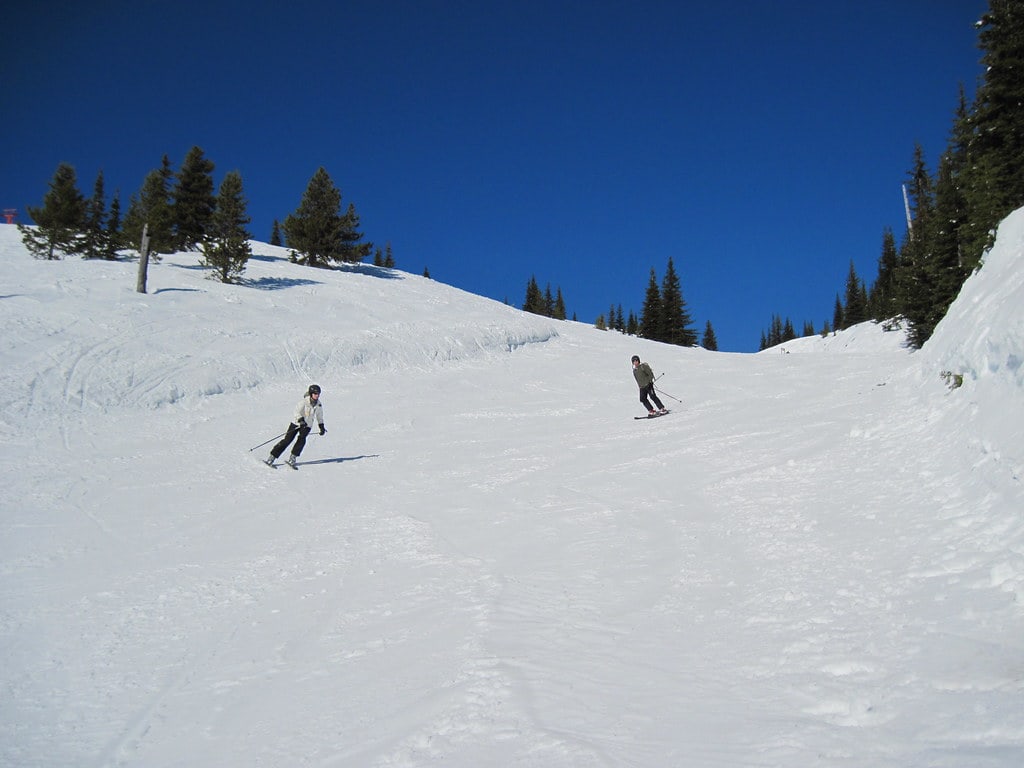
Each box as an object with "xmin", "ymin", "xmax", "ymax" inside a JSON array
[
  {"xmin": 655, "ymin": 374, "xmax": 683, "ymax": 403},
  {"xmin": 249, "ymin": 432, "xmax": 287, "ymax": 452},
  {"xmin": 655, "ymin": 387, "xmax": 682, "ymax": 403}
]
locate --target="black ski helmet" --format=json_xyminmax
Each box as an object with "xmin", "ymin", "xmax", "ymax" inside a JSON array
[
  {"xmin": 308, "ymin": 384, "xmax": 321, "ymax": 397},
  {"xmin": 631, "ymin": 355, "xmax": 640, "ymax": 364}
]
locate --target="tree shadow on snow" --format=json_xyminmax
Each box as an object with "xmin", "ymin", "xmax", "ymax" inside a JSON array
[
  {"xmin": 296, "ymin": 454, "xmax": 381, "ymax": 467},
  {"xmin": 245, "ymin": 276, "xmax": 323, "ymax": 291},
  {"xmin": 154, "ymin": 287, "xmax": 202, "ymax": 294}
]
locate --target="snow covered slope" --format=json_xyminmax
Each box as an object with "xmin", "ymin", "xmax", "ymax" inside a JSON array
[{"xmin": 2, "ymin": 215, "xmax": 1022, "ymax": 767}]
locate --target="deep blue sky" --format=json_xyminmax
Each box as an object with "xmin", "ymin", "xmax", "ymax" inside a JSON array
[{"xmin": 3, "ymin": 1, "xmax": 987, "ymax": 351}]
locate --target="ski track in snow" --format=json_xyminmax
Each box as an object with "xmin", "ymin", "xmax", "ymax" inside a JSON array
[{"xmin": 2, "ymin": 223, "xmax": 1024, "ymax": 767}]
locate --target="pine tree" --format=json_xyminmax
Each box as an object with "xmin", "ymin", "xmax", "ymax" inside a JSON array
[
  {"xmin": 104, "ymin": 192, "xmax": 122, "ymax": 260},
  {"xmin": 897, "ymin": 145, "xmax": 938, "ymax": 347},
  {"xmin": 339, "ymin": 202, "xmax": 373, "ymax": 263},
  {"xmin": 832, "ymin": 294, "xmax": 844, "ymax": 332},
  {"xmin": 270, "ymin": 219, "xmax": 283, "ymax": 246},
  {"xmin": 639, "ymin": 269, "xmax": 662, "ymax": 340},
  {"xmin": 702, "ymin": 320, "xmax": 718, "ymax": 351},
  {"xmin": 868, "ymin": 227, "xmax": 900, "ymax": 320},
  {"xmin": 928, "ymin": 148, "xmax": 969, "ymax": 332},
  {"xmin": 843, "ymin": 260, "xmax": 868, "ymax": 327},
  {"xmin": 659, "ymin": 257, "xmax": 696, "ymax": 346},
  {"xmin": 122, "ymin": 156, "xmax": 175, "ymax": 254},
  {"xmin": 626, "ymin": 310, "xmax": 639, "ymax": 336},
  {"xmin": 200, "ymin": 170, "xmax": 252, "ymax": 283},
  {"xmin": 522, "ymin": 275, "xmax": 544, "ymax": 314},
  {"xmin": 544, "ymin": 284, "xmax": 556, "ymax": 316},
  {"xmin": 19, "ymin": 163, "xmax": 87, "ymax": 259},
  {"xmin": 383, "ymin": 243, "xmax": 395, "ymax": 268},
  {"xmin": 959, "ymin": 0, "xmax": 1024, "ymax": 263},
  {"xmin": 81, "ymin": 170, "xmax": 108, "ymax": 259},
  {"xmin": 172, "ymin": 146, "xmax": 216, "ymax": 251},
  {"xmin": 554, "ymin": 288, "xmax": 567, "ymax": 320},
  {"xmin": 284, "ymin": 168, "xmax": 372, "ymax": 266}
]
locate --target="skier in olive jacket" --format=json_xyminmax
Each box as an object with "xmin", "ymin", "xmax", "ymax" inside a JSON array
[
  {"xmin": 265, "ymin": 384, "xmax": 326, "ymax": 468},
  {"xmin": 631, "ymin": 355, "xmax": 667, "ymax": 415}
]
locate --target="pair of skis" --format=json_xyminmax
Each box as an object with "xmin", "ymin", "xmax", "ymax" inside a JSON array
[{"xmin": 635, "ymin": 410, "xmax": 670, "ymax": 420}]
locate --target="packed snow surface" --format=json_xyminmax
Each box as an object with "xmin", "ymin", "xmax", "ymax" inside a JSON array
[{"xmin": 2, "ymin": 210, "xmax": 1023, "ymax": 767}]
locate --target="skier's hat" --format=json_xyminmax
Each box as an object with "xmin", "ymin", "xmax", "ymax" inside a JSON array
[
  {"xmin": 631, "ymin": 355, "xmax": 640, "ymax": 364},
  {"xmin": 308, "ymin": 384, "xmax": 322, "ymax": 396}
]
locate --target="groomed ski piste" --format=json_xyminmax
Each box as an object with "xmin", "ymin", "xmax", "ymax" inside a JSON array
[{"xmin": 2, "ymin": 209, "xmax": 1023, "ymax": 767}]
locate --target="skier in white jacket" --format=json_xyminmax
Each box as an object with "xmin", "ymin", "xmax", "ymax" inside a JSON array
[{"xmin": 265, "ymin": 384, "xmax": 326, "ymax": 468}]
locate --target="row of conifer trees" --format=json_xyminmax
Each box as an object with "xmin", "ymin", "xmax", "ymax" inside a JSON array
[
  {"xmin": 764, "ymin": 1, "xmax": 1024, "ymax": 350},
  {"xmin": 18, "ymin": 149, "xmax": 376, "ymax": 284}
]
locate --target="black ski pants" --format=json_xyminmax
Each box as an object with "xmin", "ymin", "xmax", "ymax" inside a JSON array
[
  {"xmin": 270, "ymin": 422, "xmax": 312, "ymax": 459},
  {"xmin": 640, "ymin": 383, "xmax": 664, "ymax": 412}
]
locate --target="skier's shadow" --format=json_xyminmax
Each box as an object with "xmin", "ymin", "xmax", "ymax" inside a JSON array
[{"xmin": 297, "ymin": 454, "xmax": 380, "ymax": 467}]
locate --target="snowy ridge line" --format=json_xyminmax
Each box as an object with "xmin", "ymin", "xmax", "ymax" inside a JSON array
[{"xmin": 0, "ymin": 226, "xmax": 560, "ymax": 418}]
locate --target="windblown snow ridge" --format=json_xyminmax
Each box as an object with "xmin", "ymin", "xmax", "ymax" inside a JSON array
[{"xmin": 0, "ymin": 228, "xmax": 560, "ymax": 420}]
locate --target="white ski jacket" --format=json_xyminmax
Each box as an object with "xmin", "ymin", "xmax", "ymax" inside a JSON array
[{"xmin": 292, "ymin": 395, "xmax": 324, "ymax": 428}]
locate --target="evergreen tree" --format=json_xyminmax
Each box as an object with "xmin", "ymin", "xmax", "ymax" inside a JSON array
[
  {"xmin": 639, "ymin": 268, "xmax": 662, "ymax": 340},
  {"xmin": 522, "ymin": 275, "xmax": 544, "ymax": 314},
  {"xmin": 122, "ymin": 156, "xmax": 176, "ymax": 254},
  {"xmin": 626, "ymin": 310, "xmax": 639, "ymax": 336},
  {"xmin": 200, "ymin": 170, "xmax": 252, "ymax": 283},
  {"xmin": 554, "ymin": 288, "xmax": 567, "ymax": 320},
  {"xmin": 897, "ymin": 144, "xmax": 939, "ymax": 347},
  {"xmin": 802, "ymin": 320, "xmax": 816, "ymax": 337},
  {"xmin": 869, "ymin": 227, "xmax": 900, "ymax": 320},
  {"xmin": 959, "ymin": 0, "xmax": 1024, "ymax": 263},
  {"xmin": 702, "ymin": 320, "xmax": 718, "ymax": 351},
  {"xmin": 339, "ymin": 202, "xmax": 373, "ymax": 263},
  {"xmin": 843, "ymin": 260, "xmax": 868, "ymax": 327},
  {"xmin": 284, "ymin": 168, "xmax": 372, "ymax": 266},
  {"xmin": 659, "ymin": 257, "xmax": 696, "ymax": 346},
  {"xmin": 929, "ymin": 148, "xmax": 970, "ymax": 327},
  {"xmin": 383, "ymin": 243, "xmax": 395, "ymax": 268},
  {"xmin": 104, "ymin": 192, "xmax": 122, "ymax": 260},
  {"xmin": 172, "ymin": 146, "xmax": 216, "ymax": 250},
  {"xmin": 19, "ymin": 163, "xmax": 87, "ymax": 259},
  {"xmin": 270, "ymin": 219, "xmax": 283, "ymax": 246},
  {"xmin": 373, "ymin": 247, "xmax": 384, "ymax": 266},
  {"xmin": 81, "ymin": 170, "xmax": 108, "ymax": 259},
  {"xmin": 832, "ymin": 294, "xmax": 844, "ymax": 332}
]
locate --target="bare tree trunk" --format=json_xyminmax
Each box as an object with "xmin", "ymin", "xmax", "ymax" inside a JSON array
[{"xmin": 136, "ymin": 223, "xmax": 151, "ymax": 294}]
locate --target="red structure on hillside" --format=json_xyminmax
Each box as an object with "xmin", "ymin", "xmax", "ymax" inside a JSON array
[{"xmin": 3, "ymin": 209, "xmax": 16, "ymax": 224}]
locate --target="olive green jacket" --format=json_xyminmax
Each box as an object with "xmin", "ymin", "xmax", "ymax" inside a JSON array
[{"xmin": 632, "ymin": 362, "xmax": 655, "ymax": 388}]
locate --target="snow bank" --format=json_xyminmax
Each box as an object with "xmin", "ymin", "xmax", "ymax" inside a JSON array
[
  {"xmin": 918, "ymin": 207, "xmax": 1024, "ymax": 480},
  {"xmin": 923, "ymin": 206, "xmax": 1024, "ymax": 393},
  {"xmin": 0, "ymin": 227, "xmax": 559, "ymax": 423}
]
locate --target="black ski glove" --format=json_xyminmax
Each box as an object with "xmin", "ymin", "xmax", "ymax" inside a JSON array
[{"xmin": 319, "ymin": 424, "xmax": 326, "ymax": 436}]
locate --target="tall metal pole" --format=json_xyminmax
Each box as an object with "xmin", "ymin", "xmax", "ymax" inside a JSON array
[{"xmin": 902, "ymin": 184, "xmax": 914, "ymax": 242}]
